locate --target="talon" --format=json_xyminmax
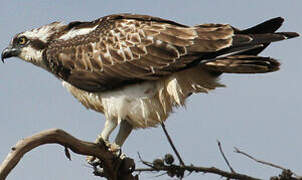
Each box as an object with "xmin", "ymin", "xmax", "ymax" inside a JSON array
[
  {"xmin": 119, "ymin": 153, "xmax": 127, "ymax": 160},
  {"xmin": 95, "ymin": 136, "xmax": 107, "ymax": 147},
  {"xmin": 108, "ymin": 143, "xmax": 124, "ymax": 159},
  {"xmin": 86, "ymin": 156, "xmax": 101, "ymax": 166},
  {"xmin": 108, "ymin": 143, "xmax": 120, "ymax": 152},
  {"xmin": 86, "ymin": 156, "xmax": 95, "ymax": 164},
  {"xmin": 86, "ymin": 136, "xmax": 106, "ymax": 166},
  {"xmin": 87, "ymin": 138, "xmax": 122, "ymax": 165}
]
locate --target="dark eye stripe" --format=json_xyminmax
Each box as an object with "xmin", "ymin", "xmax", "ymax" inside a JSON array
[
  {"xmin": 31, "ymin": 39, "xmax": 48, "ymax": 50},
  {"xmin": 11, "ymin": 35, "xmax": 47, "ymax": 50}
]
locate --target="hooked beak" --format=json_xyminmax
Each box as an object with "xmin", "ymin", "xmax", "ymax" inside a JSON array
[{"xmin": 1, "ymin": 46, "xmax": 21, "ymax": 63}]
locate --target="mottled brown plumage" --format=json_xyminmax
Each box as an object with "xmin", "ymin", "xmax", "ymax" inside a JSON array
[
  {"xmin": 44, "ymin": 14, "xmax": 233, "ymax": 92},
  {"xmin": 40, "ymin": 14, "xmax": 298, "ymax": 93}
]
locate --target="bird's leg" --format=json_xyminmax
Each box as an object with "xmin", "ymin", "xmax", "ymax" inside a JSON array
[
  {"xmin": 103, "ymin": 120, "xmax": 133, "ymax": 171},
  {"xmin": 114, "ymin": 120, "xmax": 133, "ymax": 147},
  {"xmin": 89, "ymin": 120, "xmax": 134, "ymax": 173},
  {"xmin": 112, "ymin": 120, "xmax": 133, "ymax": 159},
  {"xmin": 87, "ymin": 119, "xmax": 117, "ymax": 164},
  {"xmin": 97, "ymin": 119, "xmax": 118, "ymax": 143}
]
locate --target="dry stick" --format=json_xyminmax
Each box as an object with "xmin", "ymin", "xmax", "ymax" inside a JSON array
[
  {"xmin": 137, "ymin": 152, "xmax": 155, "ymax": 169},
  {"xmin": 0, "ymin": 129, "xmax": 136, "ymax": 180},
  {"xmin": 217, "ymin": 140, "xmax": 236, "ymax": 173},
  {"xmin": 160, "ymin": 122, "xmax": 185, "ymax": 166},
  {"xmin": 135, "ymin": 165, "xmax": 262, "ymax": 180},
  {"xmin": 234, "ymin": 147, "xmax": 302, "ymax": 178}
]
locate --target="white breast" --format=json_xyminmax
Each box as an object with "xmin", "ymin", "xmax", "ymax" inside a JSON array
[
  {"xmin": 63, "ymin": 66, "xmax": 224, "ymax": 129},
  {"xmin": 99, "ymin": 81, "xmax": 158, "ymax": 125}
]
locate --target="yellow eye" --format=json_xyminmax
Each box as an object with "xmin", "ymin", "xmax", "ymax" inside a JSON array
[{"xmin": 18, "ymin": 36, "xmax": 28, "ymax": 45}]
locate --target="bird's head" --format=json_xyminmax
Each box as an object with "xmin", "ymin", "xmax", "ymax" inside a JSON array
[{"xmin": 1, "ymin": 22, "xmax": 64, "ymax": 67}]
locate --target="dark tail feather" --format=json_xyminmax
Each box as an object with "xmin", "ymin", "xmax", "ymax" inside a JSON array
[
  {"xmin": 212, "ymin": 31, "xmax": 299, "ymax": 58},
  {"xmin": 232, "ymin": 17, "xmax": 284, "ymax": 55},
  {"xmin": 202, "ymin": 55, "xmax": 280, "ymax": 73},
  {"xmin": 200, "ymin": 18, "xmax": 298, "ymax": 74},
  {"xmin": 233, "ymin": 32, "xmax": 299, "ymax": 46},
  {"xmin": 228, "ymin": 32, "xmax": 298, "ymax": 57},
  {"xmin": 216, "ymin": 17, "xmax": 299, "ymax": 57},
  {"xmin": 234, "ymin": 17, "xmax": 284, "ymax": 34}
]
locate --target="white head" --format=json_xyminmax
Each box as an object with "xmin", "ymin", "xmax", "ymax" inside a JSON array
[{"xmin": 1, "ymin": 22, "xmax": 65, "ymax": 67}]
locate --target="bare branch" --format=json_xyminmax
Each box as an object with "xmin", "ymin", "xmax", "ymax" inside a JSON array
[
  {"xmin": 234, "ymin": 147, "xmax": 302, "ymax": 179},
  {"xmin": 160, "ymin": 122, "xmax": 185, "ymax": 166},
  {"xmin": 0, "ymin": 128, "xmax": 136, "ymax": 180},
  {"xmin": 217, "ymin": 140, "xmax": 236, "ymax": 174},
  {"xmin": 135, "ymin": 163, "xmax": 262, "ymax": 180}
]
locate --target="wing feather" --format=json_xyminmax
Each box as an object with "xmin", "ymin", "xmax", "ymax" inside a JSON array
[{"xmin": 45, "ymin": 14, "xmax": 234, "ymax": 92}]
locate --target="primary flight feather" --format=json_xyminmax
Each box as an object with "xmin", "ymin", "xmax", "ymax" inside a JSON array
[{"xmin": 1, "ymin": 14, "xmax": 299, "ymax": 148}]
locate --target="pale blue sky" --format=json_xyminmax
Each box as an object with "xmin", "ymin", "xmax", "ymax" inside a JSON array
[{"xmin": 0, "ymin": 1, "xmax": 301, "ymax": 180}]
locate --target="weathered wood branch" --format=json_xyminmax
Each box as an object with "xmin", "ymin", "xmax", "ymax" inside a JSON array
[
  {"xmin": 0, "ymin": 128, "xmax": 137, "ymax": 180},
  {"xmin": 1, "ymin": 128, "xmax": 300, "ymax": 180}
]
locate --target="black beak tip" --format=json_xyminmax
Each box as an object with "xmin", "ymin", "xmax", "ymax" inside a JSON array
[
  {"xmin": 1, "ymin": 48, "xmax": 8, "ymax": 63},
  {"xmin": 1, "ymin": 52, "xmax": 5, "ymax": 63},
  {"xmin": 1, "ymin": 47, "xmax": 19, "ymax": 63},
  {"xmin": 1, "ymin": 53, "xmax": 5, "ymax": 63}
]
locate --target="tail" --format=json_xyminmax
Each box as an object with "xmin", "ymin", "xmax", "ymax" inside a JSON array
[
  {"xmin": 203, "ymin": 55, "xmax": 280, "ymax": 73},
  {"xmin": 202, "ymin": 17, "xmax": 299, "ymax": 73}
]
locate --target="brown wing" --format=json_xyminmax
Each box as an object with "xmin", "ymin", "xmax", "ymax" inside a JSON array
[{"xmin": 45, "ymin": 14, "xmax": 234, "ymax": 92}]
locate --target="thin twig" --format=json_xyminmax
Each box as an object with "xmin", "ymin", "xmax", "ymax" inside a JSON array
[
  {"xmin": 234, "ymin": 147, "xmax": 301, "ymax": 178},
  {"xmin": 160, "ymin": 122, "xmax": 185, "ymax": 166},
  {"xmin": 135, "ymin": 165, "xmax": 262, "ymax": 180},
  {"xmin": 137, "ymin": 152, "xmax": 155, "ymax": 169},
  {"xmin": 154, "ymin": 172, "xmax": 167, "ymax": 177},
  {"xmin": 217, "ymin": 140, "xmax": 236, "ymax": 173}
]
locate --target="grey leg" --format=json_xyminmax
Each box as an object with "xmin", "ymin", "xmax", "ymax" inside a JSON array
[
  {"xmin": 114, "ymin": 120, "xmax": 133, "ymax": 146},
  {"xmin": 87, "ymin": 119, "xmax": 118, "ymax": 163},
  {"xmin": 97, "ymin": 119, "xmax": 117, "ymax": 143}
]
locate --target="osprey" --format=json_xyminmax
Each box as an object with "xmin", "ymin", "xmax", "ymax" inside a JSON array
[{"xmin": 1, "ymin": 14, "xmax": 299, "ymax": 149}]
